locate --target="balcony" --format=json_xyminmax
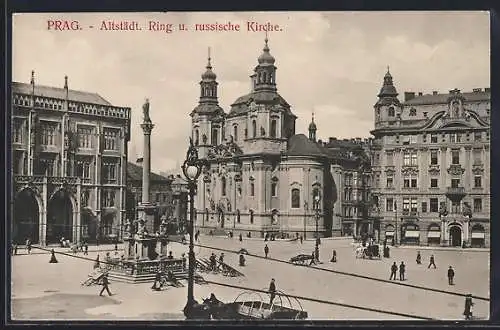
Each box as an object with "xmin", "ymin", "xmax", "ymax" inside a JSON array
[
  {"xmin": 401, "ymin": 210, "xmax": 419, "ymax": 219},
  {"xmin": 446, "ymin": 187, "xmax": 466, "ymax": 201}
]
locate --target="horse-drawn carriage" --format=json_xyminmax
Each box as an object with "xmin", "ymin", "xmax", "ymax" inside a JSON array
[{"xmin": 355, "ymin": 244, "xmax": 381, "ymax": 260}]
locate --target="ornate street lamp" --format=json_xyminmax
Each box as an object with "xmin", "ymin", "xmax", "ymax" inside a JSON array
[
  {"xmin": 313, "ymin": 192, "xmax": 321, "ymax": 262},
  {"xmin": 394, "ymin": 200, "xmax": 398, "ymax": 246},
  {"xmin": 181, "ymin": 138, "xmax": 207, "ymax": 319}
]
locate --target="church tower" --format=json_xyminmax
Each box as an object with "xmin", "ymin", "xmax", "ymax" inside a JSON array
[
  {"xmin": 252, "ymin": 36, "xmax": 277, "ymax": 93},
  {"xmin": 374, "ymin": 67, "xmax": 401, "ymax": 128},
  {"xmin": 308, "ymin": 112, "xmax": 317, "ymax": 142},
  {"xmin": 190, "ymin": 48, "xmax": 225, "ymax": 159}
]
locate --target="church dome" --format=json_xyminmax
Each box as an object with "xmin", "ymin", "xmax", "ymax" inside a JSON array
[{"xmin": 257, "ymin": 38, "xmax": 275, "ymax": 65}]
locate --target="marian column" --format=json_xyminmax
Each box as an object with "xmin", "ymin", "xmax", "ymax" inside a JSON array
[{"xmin": 137, "ymin": 98, "xmax": 156, "ymax": 233}]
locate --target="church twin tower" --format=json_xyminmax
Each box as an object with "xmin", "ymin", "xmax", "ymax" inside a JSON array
[{"xmin": 190, "ymin": 37, "xmax": 297, "ymax": 159}]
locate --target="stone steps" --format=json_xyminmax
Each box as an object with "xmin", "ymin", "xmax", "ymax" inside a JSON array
[{"xmin": 108, "ymin": 269, "xmax": 189, "ymax": 284}]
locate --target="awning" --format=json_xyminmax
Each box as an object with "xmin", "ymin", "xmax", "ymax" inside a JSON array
[
  {"xmin": 405, "ymin": 230, "xmax": 420, "ymax": 238},
  {"xmin": 385, "ymin": 231, "xmax": 394, "ymax": 236},
  {"xmin": 427, "ymin": 231, "xmax": 441, "ymax": 238},
  {"xmin": 471, "ymin": 232, "xmax": 485, "ymax": 239}
]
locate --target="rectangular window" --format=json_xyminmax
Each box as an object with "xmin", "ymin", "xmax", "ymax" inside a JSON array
[
  {"xmin": 449, "ymin": 133, "xmax": 456, "ymax": 143},
  {"xmin": 271, "ymin": 182, "xmax": 278, "ymax": 197},
  {"xmin": 430, "ymin": 178, "xmax": 438, "ymax": 188},
  {"xmin": 103, "ymin": 128, "xmax": 119, "ymax": 151},
  {"xmin": 421, "ymin": 202, "xmax": 427, "ymax": 213},
  {"xmin": 430, "ymin": 150, "xmax": 438, "ymax": 165},
  {"xmin": 41, "ymin": 122, "xmax": 57, "ymax": 146},
  {"xmin": 411, "ymin": 199, "xmax": 418, "ymax": 213},
  {"xmin": 375, "ymin": 174, "xmax": 380, "ymax": 188},
  {"xmin": 78, "ymin": 126, "xmax": 94, "ymax": 148},
  {"xmin": 250, "ymin": 182, "xmax": 255, "ymax": 196},
  {"xmin": 473, "ymin": 149, "xmax": 482, "ymax": 165},
  {"xmin": 403, "ymin": 153, "xmax": 411, "ymax": 166},
  {"xmin": 403, "ymin": 198, "xmax": 410, "ymax": 213},
  {"xmin": 474, "ymin": 132, "xmax": 482, "ymax": 142},
  {"xmin": 102, "ymin": 160, "xmax": 117, "ymax": 183},
  {"xmin": 411, "ymin": 153, "xmax": 418, "ymax": 166},
  {"xmin": 451, "ymin": 201, "xmax": 460, "ymax": 213},
  {"xmin": 13, "ymin": 119, "xmax": 24, "ymax": 143},
  {"xmin": 386, "ymin": 198, "xmax": 394, "ymax": 212},
  {"xmin": 431, "ymin": 134, "xmax": 438, "ymax": 143},
  {"xmin": 403, "ymin": 177, "xmax": 417, "ymax": 188},
  {"xmin": 451, "ymin": 178, "xmax": 460, "ymax": 188},
  {"xmin": 474, "ymin": 176, "xmax": 482, "ymax": 188},
  {"xmin": 386, "ymin": 152, "xmax": 393, "ymax": 166},
  {"xmin": 473, "ymin": 198, "xmax": 482, "ymax": 212},
  {"xmin": 386, "ymin": 177, "xmax": 393, "ymax": 188},
  {"xmin": 452, "ymin": 150, "xmax": 460, "ymax": 165},
  {"xmin": 430, "ymin": 198, "xmax": 439, "ymax": 212}
]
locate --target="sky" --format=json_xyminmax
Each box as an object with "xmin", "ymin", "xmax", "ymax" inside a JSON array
[{"xmin": 12, "ymin": 11, "xmax": 490, "ymax": 174}]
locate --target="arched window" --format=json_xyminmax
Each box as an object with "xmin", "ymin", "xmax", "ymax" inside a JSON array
[
  {"xmin": 194, "ymin": 129, "xmax": 199, "ymax": 146},
  {"xmin": 237, "ymin": 209, "xmax": 241, "ymax": 223},
  {"xmin": 271, "ymin": 182, "xmax": 278, "ymax": 197},
  {"xmin": 252, "ymin": 120, "xmax": 257, "ymax": 138},
  {"xmin": 388, "ymin": 107, "xmax": 395, "ymax": 117},
  {"xmin": 250, "ymin": 182, "xmax": 255, "ymax": 196},
  {"xmin": 291, "ymin": 188, "xmax": 300, "ymax": 208},
  {"xmin": 250, "ymin": 210, "xmax": 254, "ymax": 224},
  {"xmin": 270, "ymin": 120, "xmax": 277, "ymax": 138},
  {"xmin": 221, "ymin": 177, "xmax": 227, "ymax": 196},
  {"xmin": 211, "ymin": 129, "xmax": 218, "ymax": 146},
  {"xmin": 233, "ymin": 125, "xmax": 238, "ymax": 141},
  {"xmin": 312, "ymin": 187, "xmax": 320, "ymax": 208}
]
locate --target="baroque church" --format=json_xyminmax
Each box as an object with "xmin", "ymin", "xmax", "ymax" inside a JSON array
[{"xmin": 189, "ymin": 38, "xmax": 373, "ymax": 238}]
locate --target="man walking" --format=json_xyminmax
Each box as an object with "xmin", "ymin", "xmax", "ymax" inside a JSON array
[
  {"xmin": 99, "ymin": 274, "xmax": 112, "ymax": 296},
  {"xmin": 26, "ymin": 238, "xmax": 32, "ymax": 254},
  {"xmin": 300, "ymin": 235, "xmax": 303, "ymax": 244},
  {"xmin": 390, "ymin": 262, "xmax": 398, "ymax": 280},
  {"xmin": 84, "ymin": 242, "xmax": 89, "ymax": 255},
  {"xmin": 448, "ymin": 266, "xmax": 455, "ymax": 285},
  {"xmin": 268, "ymin": 278, "xmax": 276, "ymax": 305},
  {"xmin": 428, "ymin": 254, "xmax": 437, "ymax": 269},
  {"xmin": 416, "ymin": 251, "xmax": 422, "ymax": 265},
  {"xmin": 399, "ymin": 261, "xmax": 406, "ymax": 281},
  {"xmin": 464, "ymin": 294, "xmax": 474, "ymax": 320},
  {"xmin": 264, "ymin": 244, "xmax": 269, "ymax": 258}
]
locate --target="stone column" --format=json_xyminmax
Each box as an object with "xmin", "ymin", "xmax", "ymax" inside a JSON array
[
  {"xmin": 137, "ymin": 99, "xmax": 156, "ymax": 233},
  {"xmin": 40, "ymin": 177, "xmax": 48, "ymax": 246}
]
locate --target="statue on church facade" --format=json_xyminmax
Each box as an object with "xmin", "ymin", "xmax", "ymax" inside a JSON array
[{"xmin": 143, "ymin": 99, "xmax": 151, "ymax": 122}]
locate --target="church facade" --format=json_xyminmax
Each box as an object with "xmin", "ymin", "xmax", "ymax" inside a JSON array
[
  {"xmin": 370, "ymin": 70, "xmax": 490, "ymax": 247},
  {"xmin": 189, "ymin": 39, "xmax": 374, "ymax": 238}
]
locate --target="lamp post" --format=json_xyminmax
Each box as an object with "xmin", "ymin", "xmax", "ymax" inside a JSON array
[
  {"xmin": 394, "ymin": 200, "xmax": 398, "ymax": 246},
  {"xmin": 314, "ymin": 193, "xmax": 321, "ymax": 262},
  {"xmin": 181, "ymin": 138, "xmax": 206, "ymax": 319}
]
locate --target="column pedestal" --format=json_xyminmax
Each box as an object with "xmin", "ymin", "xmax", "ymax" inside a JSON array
[{"xmin": 137, "ymin": 203, "xmax": 156, "ymax": 234}]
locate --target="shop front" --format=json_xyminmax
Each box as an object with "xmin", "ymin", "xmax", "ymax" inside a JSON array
[
  {"xmin": 427, "ymin": 223, "xmax": 441, "ymax": 246},
  {"xmin": 402, "ymin": 223, "xmax": 420, "ymax": 245},
  {"xmin": 384, "ymin": 224, "xmax": 395, "ymax": 245},
  {"xmin": 470, "ymin": 224, "xmax": 485, "ymax": 247}
]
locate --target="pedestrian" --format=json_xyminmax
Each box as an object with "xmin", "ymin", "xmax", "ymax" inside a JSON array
[
  {"xmin": 99, "ymin": 274, "xmax": 112, "ymax": 296},
  {"xmin": 114, "ymin": 243, "xmax": 118, "ymax": 251},
  {"xmin": 26, "ymin": 239, "xmax": 32, "ymax": 254},
  {"xmin": 167, "ymin": 251, "xmax": 174, "ymax": 259},
  {"xmin": 84, "ymin": 242, "xmax": 89, "ymax": 255},
  {"xmin": 309, "ymin": 250, "xmax": 316, "ymax": 266},
  {"xmin": 330, "ymin": 249, "xmax": 337, "ymax": 263},
  {"xmin": 428, "ymin": 254, "xmax": 437, "ymax": 269},
  {"xmin": 218, "ymin": 253, "xmax": 225, "ymax": 269},
  {"xmin": 268, "ymin": 278, "xmax": 276, "ymax": 305},
  {"xmin": 239, "ymin": 233, "xmax": 243, "ymax": 242},
  {"xmin": 209, "ymin": 253, "xmax": 217, "ymax": 271},
  {"xmin": 239, "ymin": 254, "xmax": 245, "ymax": 266},
  {"xmin": 49, "ymin": 249, "xmax": 58, "ymax": 263},
  {"xmin": 151, "ymin": 270, "xmax": 163, "ymax": 290},
  {"xmin": 416, "ymin": 251, "xmax": 421, "ymax": 265},
  {"xmin": 463, "ymin": 294, "xmax": 474, "ymax": 320},
  {"xmin": 94, "ymin": 254, "xmax": 100, "ymax": 269},
  {"xmin": 390, "ymin": 262, "xmax": 398, "ymax": 280},
  {"xmin": 399, "ymin": 261, "xmax": 406, "ymax": 281},
  {"xmin": 181, "ymin": 253, "xmax": 187, "ymax": 271},
  {"xmin": 264, "ymin": 244, "xmax": 269, "ymax": 258},
  {"xmin": 448, "ymin": 266, "xmax": 455, "ymax": 285},
  {"xmin": 300, "ymin": 235, "xmax": 303, "ymax": 244}
]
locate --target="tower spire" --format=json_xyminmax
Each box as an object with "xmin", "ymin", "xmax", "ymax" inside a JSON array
[
  {"xmin": 207, "ymin": 47, "xmax": 212, "ymax": 68},
  {"xmin": 308, "ymin": 111, "xmax": 317, "ymax": 142}
]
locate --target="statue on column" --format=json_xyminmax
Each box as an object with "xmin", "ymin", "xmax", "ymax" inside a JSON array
[
  {"xmin": 143, "ymin": 98, "xmax": 151, "ymax": 122},
  {"xmin": 124, "ymin": 218, "xmax": 133, "ymax": 238},
  {"xmin": 135, "ymin": 218, "xmax": 146, "ymax": 238},
  {"xmin": 160, "ymin": 216, "xmax": 168, "ymax": 236}
]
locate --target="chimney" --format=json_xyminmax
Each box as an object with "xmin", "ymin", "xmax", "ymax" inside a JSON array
[
  {"xmin": 432, "ymin": 91, "xmax": 438, "ymax": 95},
  {"xmin": 404, "ymin": 92, "xmax": 416, "ymax": 102},
  {"xmin": 473, "ymin": 88, "xmax": 482, "ymax": 93},
  {"xmin": 418, "ymin": 92, "xmax": 423, "ymax": 96},
  {"xmin": 485, "ymin": 87, "xmax": 491, "ymax": 93}
]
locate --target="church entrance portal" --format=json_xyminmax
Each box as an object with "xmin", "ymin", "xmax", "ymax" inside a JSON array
[
  {"xmin": 13, "ymin": 189, "xmax": 40, "ymax": 244},
  {"xmin": 47, "ymin": 190, "xmax": 74, "ymax": 244},
  {"xmin": 449, "ymin": 226, "xmax": 462, "ymax": 247}
]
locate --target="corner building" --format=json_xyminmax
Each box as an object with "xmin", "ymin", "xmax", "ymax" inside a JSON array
[
  {"xmin": 370, "ymin": 69, "xmax": 490, "ymax": 247},
  {"xmin": 189, "ymin": 40, "xmax": 373, "ymax": 238},
  {"xmin": 12, "ymin": 72, "xmax": 131, "ymax": 246}
]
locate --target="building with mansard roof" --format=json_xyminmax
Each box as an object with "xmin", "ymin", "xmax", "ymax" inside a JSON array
[
  {"xmin": 12, "ymin": 72, "xmax": 131, "ymax": 245},
  {"xmin": 370, "ymin": 69, "xmax": 490, "ymax": 247},
  {"xmin": 189, "ymin": 39, "xmax": 374, "ymax": 238}
]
